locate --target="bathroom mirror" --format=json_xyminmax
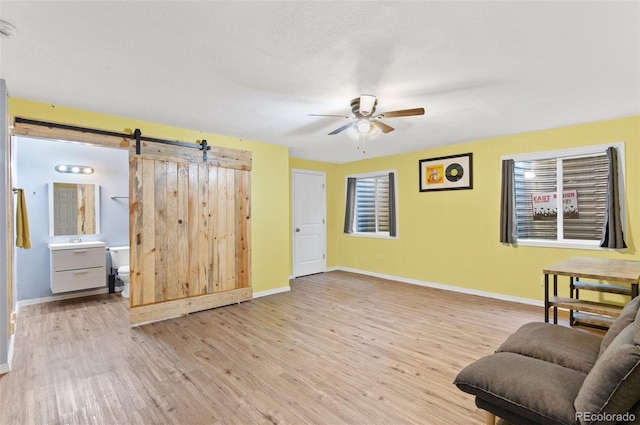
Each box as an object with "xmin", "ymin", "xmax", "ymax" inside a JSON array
[{"xmin": 49, "ymin": 182, "xmax": 101, "ymax": 236}]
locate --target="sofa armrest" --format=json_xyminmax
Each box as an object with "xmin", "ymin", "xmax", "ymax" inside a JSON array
[{"xmin": 575, "ymin": 322, "xmax": 640, "ymax": 425}]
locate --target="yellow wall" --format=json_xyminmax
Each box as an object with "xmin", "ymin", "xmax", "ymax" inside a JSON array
[
  {"xmin": 10, "ymin": 98, "xmax": 291, "ymax": 294},
  {"xmin": 292, "ymin": 115, "xmax": 640, "ymax": 303},
  {"xmin": 13, "ymin": 97, "xmax": 637, "ymax": 303}
]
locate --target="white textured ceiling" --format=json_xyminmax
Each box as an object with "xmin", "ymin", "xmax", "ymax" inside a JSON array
[{"xmin": 1, "ymin": 1, "xmax": 639, "ymax": 163}]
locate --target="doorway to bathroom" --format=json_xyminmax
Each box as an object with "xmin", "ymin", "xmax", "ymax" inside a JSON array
[{"xmin": 13, "ymin": 136, "xmax": 129, "ymax": 303}]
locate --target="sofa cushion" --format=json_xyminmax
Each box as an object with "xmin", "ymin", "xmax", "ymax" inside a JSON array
[
  {"xmin": 575, "ymin": 321, "xmax": 640, "ymax": 425},
  {"xmin": 622, "ymin": 401, "xmax": 640, "ymax": 425},
  {"xmin": 455, "ymin": 352, "xmax": 586, "ymax": 425},
  {"xmin": 497, "ymin": 322, "xmax": 602, "ymax": 373},
  {"xmin": 599, "ymin": 295, "xmax": 640, "ymax": 358}
]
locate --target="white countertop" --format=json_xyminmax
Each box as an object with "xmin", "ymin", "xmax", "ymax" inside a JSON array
[{"xmin": 48, "ymin": 241, "xmax": 106, "ymax": 250}]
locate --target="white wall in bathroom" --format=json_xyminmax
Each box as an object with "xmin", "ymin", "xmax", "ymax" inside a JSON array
[{"xmin": 15, "ymin": 136, "xmax": 129, "ymax": 301}]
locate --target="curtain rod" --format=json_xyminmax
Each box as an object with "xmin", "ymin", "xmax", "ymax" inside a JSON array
[{"xmin": 13, "ymin": 117, "xmax": 211, "ymax": 152}]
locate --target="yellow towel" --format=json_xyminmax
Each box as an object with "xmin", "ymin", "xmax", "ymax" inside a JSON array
[{"xmin": 16, "ymin": 189, "xmax": 32, "ymax": 249}]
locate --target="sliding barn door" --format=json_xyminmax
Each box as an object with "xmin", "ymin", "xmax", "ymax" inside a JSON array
[{"xmin": 128, "ymin": 139, "xmax": 251, "ymax": 326}]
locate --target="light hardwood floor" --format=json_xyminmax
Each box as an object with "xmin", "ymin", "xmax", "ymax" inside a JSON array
[{"xmin": 0, "ymin": 271, "xmax": 587, "ymax": 425}]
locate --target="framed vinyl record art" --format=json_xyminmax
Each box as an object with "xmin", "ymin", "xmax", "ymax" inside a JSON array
[{"xmin": 419, "ymin": 153, "xmax": 473, "ymax": 192}]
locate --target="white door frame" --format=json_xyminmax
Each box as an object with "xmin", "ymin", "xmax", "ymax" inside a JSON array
[
  {"xmin": 1, "ymin": 80, "xmax": 11, "ymax": 372},
  {"xmin": 291, "ymin": 169, "xmax": 326, "ymax": 278}
]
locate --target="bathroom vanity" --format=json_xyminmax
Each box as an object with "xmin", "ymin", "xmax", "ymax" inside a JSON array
[{"xmin": 48, "ymin": 241, "xmax": 106, "ymax": 293}]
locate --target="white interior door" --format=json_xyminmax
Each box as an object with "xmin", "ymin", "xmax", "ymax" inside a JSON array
[{"xmin": 292, "ymin": 169, "xmax": 326, "ymax": 277}]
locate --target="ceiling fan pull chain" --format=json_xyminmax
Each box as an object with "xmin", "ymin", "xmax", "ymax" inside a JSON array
[{"xmin": 358, "ymin": 134, "xmax": 366, "ymax": 155}]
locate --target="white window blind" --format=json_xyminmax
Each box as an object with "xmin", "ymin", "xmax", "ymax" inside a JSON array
[
  {"xmin": 514, "ymin": 153, "xmax": 608, "ymax": 242},
  {"xmin": 355, "ymin": 176, "xmax": 389, "ymax": 233}
]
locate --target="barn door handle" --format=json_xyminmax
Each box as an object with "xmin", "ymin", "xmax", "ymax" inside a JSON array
[{"xmin": 295, "ymin": 228, "xmax": 301, "ymax": 232}]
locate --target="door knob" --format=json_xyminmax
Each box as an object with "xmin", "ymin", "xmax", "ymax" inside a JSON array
[{"xmin": 295, "ymin": 228, "xmax": 301, "ymax": 232}]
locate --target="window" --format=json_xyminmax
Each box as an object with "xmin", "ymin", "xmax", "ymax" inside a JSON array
[
  {"xmin": 355, "ymin": 176, "xmax": 389, "ymax": 233},
  {"xmin": 502, "ymin": 143, "xmax": 626, "ymax": 249},
  {"xmin": 344, "ymin": 171, "xmax": 397, "ymax": 237}
]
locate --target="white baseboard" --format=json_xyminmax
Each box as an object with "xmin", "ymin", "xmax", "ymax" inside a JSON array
[
  {"xmin": 0, "ymin": 324, "xmax": 11, "ymax": 373},
  {"xmin": 17, "ymin": 287, "xmax": 111, "ymax": 309},
  {"xmin": 253, "ymin": 285, "xmax": 291, "ymax": 299},
  {"xmin": 333, "ymin": 267, "xmax": 543, "ymax": 307},
  {"xmin": 6, "ymin": 332, "xmax": 15, "ymax": 372}
]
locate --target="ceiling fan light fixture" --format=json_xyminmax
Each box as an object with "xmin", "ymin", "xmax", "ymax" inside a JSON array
[
  {"xmin": 359, "ymin": 95, "xmax": 376, "ymax": 116},
  {"xmin": 357, "ymin": 120, "xmax": 371, "ymax": 134}
]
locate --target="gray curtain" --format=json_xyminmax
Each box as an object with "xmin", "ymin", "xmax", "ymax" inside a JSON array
[
  {"xmin": 600, "ymin": 147, "xmax": 627, "ymax": 248},
  {"xmin": 500, "ymin": 159, "xmax": 517, "ymax": 244},
  {"xmin": 344, "ymin": 177, "xmax": 356, "ymax": 234},
  {"xmin": 388, "ymin": 172, "xmax": 397, "ymax": 237}
]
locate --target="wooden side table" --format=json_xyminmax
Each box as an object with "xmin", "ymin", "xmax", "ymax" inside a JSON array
[{"xmin": 543, "ymin": 257, "xmax": 640, "ymax": 328}]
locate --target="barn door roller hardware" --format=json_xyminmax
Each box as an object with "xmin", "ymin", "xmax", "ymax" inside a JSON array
[
  {"xmin": 134, "ymin": 129, "xmax": 211, "ymax": 162},
  {"xmin": 13, "ymin": 118, "xmax": 213, "ymax": 163},
  {"xmin": 200, "ymin": 140, "xmax": 209, "ymax": 163},
  {"xmin": 134, "ymin": 128, "xmax": 141, "ymax": 155}
]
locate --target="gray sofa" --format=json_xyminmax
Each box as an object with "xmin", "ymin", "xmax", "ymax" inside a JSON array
[{"xmin": 454, "ymin": 296, "xmax": 640, "ymax": 425}]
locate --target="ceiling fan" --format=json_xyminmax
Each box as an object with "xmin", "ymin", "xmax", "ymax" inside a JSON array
[{"xmin": 309, "ymin": 95, "xmax": 425, "ymax": 137}]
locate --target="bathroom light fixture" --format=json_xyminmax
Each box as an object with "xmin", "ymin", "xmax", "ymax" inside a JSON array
[{"xmin": 55, "ymin": 164, "xmax": 94, "ymax": 174}]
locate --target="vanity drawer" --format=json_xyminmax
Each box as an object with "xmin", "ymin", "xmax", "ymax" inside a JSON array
[
  {"xmin": 51, "ymin": 266, "xmax": 106, "ymax": 294},
  {"xmin": 51, "ymin": 247, "xmax": 105, "ymax": 271}
]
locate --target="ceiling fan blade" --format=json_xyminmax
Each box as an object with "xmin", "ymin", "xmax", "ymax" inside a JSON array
[
  {"xmin": 372, "ymin": 120, "xmax": 395, "ymax": 134},
  {"xmin": 378, "ymin": 107, "xmax": 425, "ymax": 119},
  {"xmin": 328, "ymin": 122, "xmax": 354, "ymax": 135},
  {"xmin": 308, "ymin": 114, "xmax": 351, "ymax": 118}
]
